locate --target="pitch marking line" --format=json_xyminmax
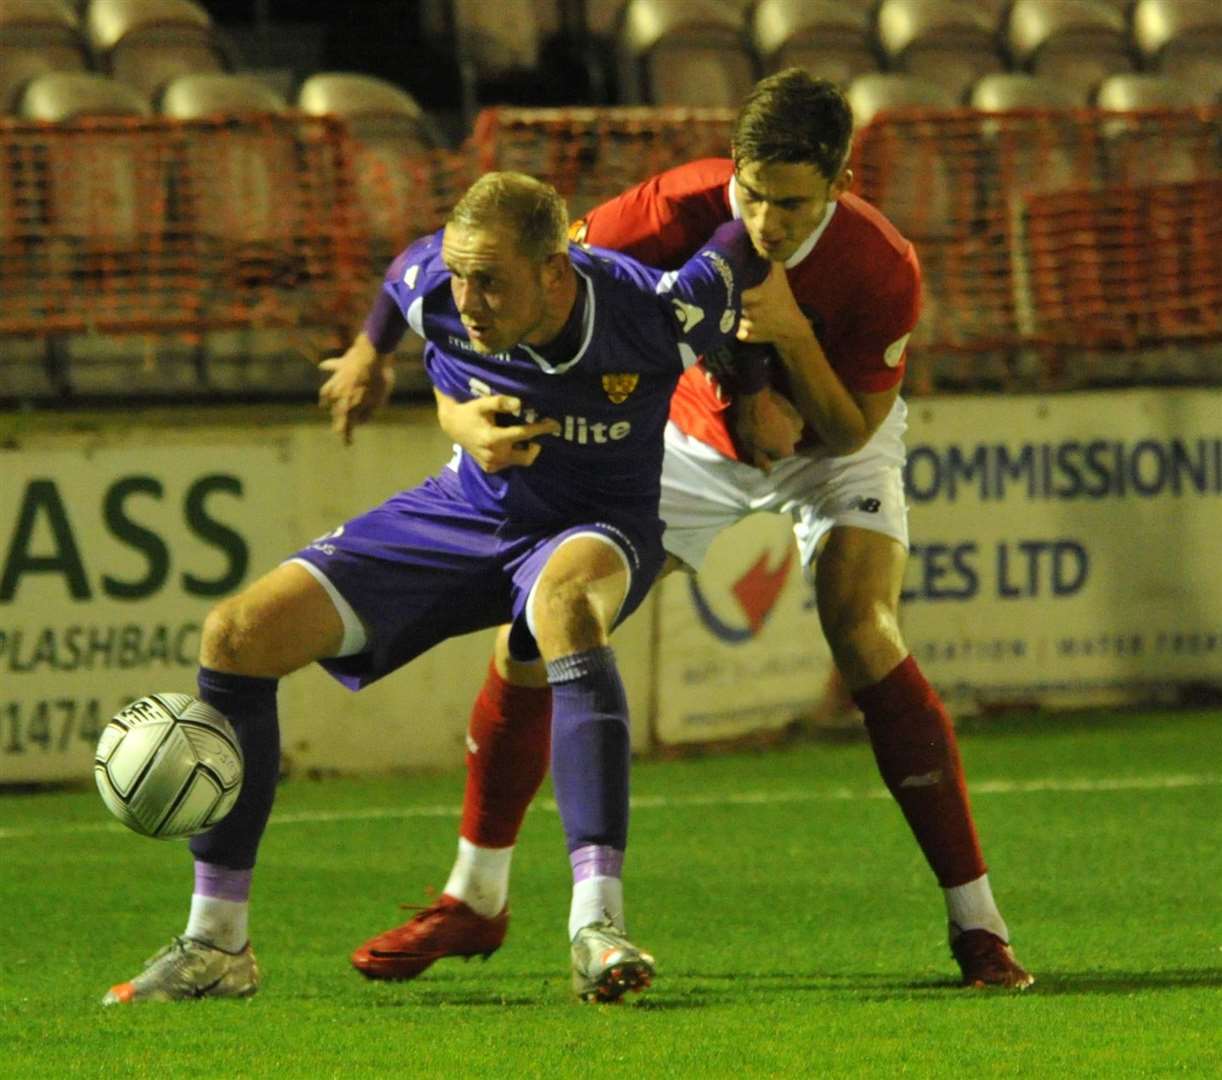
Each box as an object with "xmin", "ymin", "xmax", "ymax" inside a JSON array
[{"xmin": 2, "ymin": 772, "xmax": 1218, "ymax": 841}]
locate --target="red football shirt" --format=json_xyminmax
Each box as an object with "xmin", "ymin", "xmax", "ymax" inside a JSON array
[{"xmin": 577, "ymin": 158, "xmax": 921, "ymax": 459}]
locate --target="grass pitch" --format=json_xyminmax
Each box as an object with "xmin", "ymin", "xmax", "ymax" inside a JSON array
[{"xmin": 1, "ymin": 708, "xmax": 1219, "ymax": 1078}]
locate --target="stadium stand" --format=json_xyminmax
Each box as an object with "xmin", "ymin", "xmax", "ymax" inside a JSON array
[
  {"xmin": 0, "ymin": 0, "xmax": 90, "ymax": 114},
  {"xmin": 86, "ymin": 0, "xmax": 237, "ymax": 102},
  {"xmin": 615, "ymin": 0, "xmax": 758, "ymax": 106},
  {"xmin": 1, "ymin": 0, "xmax": 1220, "ymax": 404},
  {"xmin": 749, "ymin": 0, "xmax": 878, "ymax": 86},
  {"xmin": 876, "ymin": 0, "xmax": 1004, "ymax": 102},
  {"xmin": 1132, "ymin": 0, "xmax": 1222, "ymax": 102},
  {"xmin": 1005, "ymin": 0, "xmax": 1135, "ymax": 102}
]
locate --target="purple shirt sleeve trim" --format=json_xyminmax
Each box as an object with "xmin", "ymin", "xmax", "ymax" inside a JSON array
[{"xmin": 363, "ymin": 288, "xmax": 408, "ymax": 354}]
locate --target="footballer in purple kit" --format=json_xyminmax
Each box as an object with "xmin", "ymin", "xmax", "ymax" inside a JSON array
[{"xmin": 101, "ymin": 172, "xmax": 767, "ymax": 1007}]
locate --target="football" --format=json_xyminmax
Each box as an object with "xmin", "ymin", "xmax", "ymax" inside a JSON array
[{"xmin": 94, "ymin": 694, "xmax": 244, "ymax": 839}]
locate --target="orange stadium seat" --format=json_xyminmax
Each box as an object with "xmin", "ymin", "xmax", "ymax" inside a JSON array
[
  {"xmin": 616, "ymin": 0, "xmax": 758, "ymax": 106},
  {"xmin": 85, "ymin": 0, "xmax": 235, "ymax": 102},
  {"xmin": 0, "ymin": 0, "xmax": 90, "ymax": 113},
  {"xmin": 875, "ymin": 0, "xmax": 1004, "ymax": 102},
  {"xmin": 1132, "ymin": 0, "xmax": 1222, "ymax": 103},
  {"xmin": 750, "ymin": 0, "xmax": 877, "ymax": 85},
  {"xmin": 1005, "ymin": 0, "xmax": 1134, "ymax": 102}
]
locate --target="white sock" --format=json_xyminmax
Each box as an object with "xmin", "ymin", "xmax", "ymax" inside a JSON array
[
  {"xmin": 442, "ymin": 837, "xmax": 513, "ymax": 917},
  {"xmin": 185, "ymin": 894, "xmax": 249, "ymax": 952},
  {"xmin": 568, "ymin": 875, "xmax": 624, "ymax": 940},
  {"xmin": 944, "ymin": 873, "xmax": 1009, "ymax": 941}
]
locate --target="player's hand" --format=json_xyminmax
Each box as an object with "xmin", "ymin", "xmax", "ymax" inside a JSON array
[
  {"xmin": 318, "ymin": 338, "xmax": 395, "ymax": 445},
  {"xmin": 737, "ymin": 263, "xmax": 811, "ymax": 349},
  {"xmin": 438, "ymin": 393, "xmax": 561, "ymax": 473},
  {"xmin": 731, "ymin": 387, "xmax": 804, "ymax": 474}
]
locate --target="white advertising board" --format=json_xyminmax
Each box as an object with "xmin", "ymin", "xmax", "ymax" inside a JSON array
[
  {"xmin": 653, "ymin": 513, "xmax": 838, "ymax": 745},
  {"xmin": 900, "ymin": 388, "xmax": 1222, "ymax": 710},
  {"xmin": 0, "ymin": 441, "xmax": 294, "ymax": 782},
  {"xmin": 0, "ymin": 410, "xmax": 655, "ymax": 783}
]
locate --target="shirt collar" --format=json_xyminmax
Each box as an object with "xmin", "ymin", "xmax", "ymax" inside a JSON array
[{"xmin": 728, "ymin": 174, "xmax": 838, "ymax": 269}]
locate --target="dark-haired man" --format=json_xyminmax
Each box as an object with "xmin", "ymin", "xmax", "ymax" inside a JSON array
[
  {"xmin": 348, "ymin": 71, "xmax": 1032, "ymax": 991},
  {"xmin": 102, "ymin": 171, "xmax": 767, "ymax": 1007}
]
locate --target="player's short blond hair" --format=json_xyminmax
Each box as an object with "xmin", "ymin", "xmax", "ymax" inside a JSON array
[{"xmin": 447, "ymin": 172, "xmax": 569, "ymax": 264}]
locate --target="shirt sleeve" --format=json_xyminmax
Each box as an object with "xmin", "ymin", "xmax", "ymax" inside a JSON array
[{"xmin": 655, "ymin": 219, "xmax": 769, "ymax": 368}]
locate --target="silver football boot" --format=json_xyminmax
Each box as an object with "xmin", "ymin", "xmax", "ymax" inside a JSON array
[
  {"xmin": 102, "ymin": 936, "xmax": 260, "ymax": 1005},
  {"xmin": 570, "ymin": 921, "xmax": 655, "ymax": 1003}
]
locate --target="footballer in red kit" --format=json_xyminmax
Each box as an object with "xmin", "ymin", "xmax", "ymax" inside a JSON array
[{"xmin": 349, "ymin": 70, "xmax": 1033, "ymax": 993}]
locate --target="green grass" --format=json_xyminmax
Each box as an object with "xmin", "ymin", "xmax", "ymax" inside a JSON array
[{"xmin": 2, "ymin": 709, "xmax": 1220, "ymax": 1078}]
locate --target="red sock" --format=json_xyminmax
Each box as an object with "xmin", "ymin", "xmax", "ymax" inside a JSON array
[
  {"xmin": 853, "ymin": 656, "xmax": 986, "ymax": 888},
  {"xmin": 459, "ymin": 661, "xmax": 552, "ymax": 848}
]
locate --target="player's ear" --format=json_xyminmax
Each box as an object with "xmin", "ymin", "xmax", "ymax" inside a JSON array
[
  {"xmin": 541, "ymin": 250, "xmax": 570, "ymax": 288},
  {"xmin": 831, "ymin": 166, "xmax": 853, "ymax": 198}
]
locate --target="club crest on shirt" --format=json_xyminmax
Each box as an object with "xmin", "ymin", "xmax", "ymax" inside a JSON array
[{"xmin": 602, "ymin": 373, "xmax": 639, "ymax": 404}]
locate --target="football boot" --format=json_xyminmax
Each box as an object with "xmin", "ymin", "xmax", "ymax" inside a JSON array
[
  {"xmin": 950, "ymin": 925, "xmax": 1035, "ymax": 989},
  {"xmin": 103, "ymin": 936, "xmax": 259, "ymax": 1005},
  {"xmin": 351, "ymin": 894, "xmax": 508, "ymax": 980},
  {"xmin": 570, "ymin": 921, "xmax": 655, "ymax": 1003}
]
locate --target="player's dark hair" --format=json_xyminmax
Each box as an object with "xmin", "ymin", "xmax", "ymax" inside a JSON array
[
  {"xmin": 732, "ymin": 69, "xmax": 854, "ymax": 180},
  {"xmin": 447, "ymin": 172, "xmax": 569, "ymax": 263}
]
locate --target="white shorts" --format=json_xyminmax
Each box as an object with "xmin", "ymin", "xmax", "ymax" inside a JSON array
[{"xmin": 660, "ymin": 398, "xmax": 910, "ymax": 572}]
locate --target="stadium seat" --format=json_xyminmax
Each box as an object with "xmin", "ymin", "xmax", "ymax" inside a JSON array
[
  {"xmin": 969, "ymin": 72, "xmax": 1085, "ymax": 111},
  {"xmin": 0, "ymin": 0, "xmax": 90, "ymax": 113},
  {"xmin": 1095, "ymin": 74, "xmax": 1214, "ymax": 185},
  {"xmin": 845, "ymin": 74, "xmax": 964, "ymax": 240},
  {"xmin": 1132, "ymin": 0, "xmax": 1222, "ymax": 103},
  {"xmin": 750, "ymin": 0, "xmax": 877, "ymax": 86},
  {"xmin": 16, "ymin": 68, "xmax": 148, "ymax": 120},
  {"xmin": 875, "ymin": 0, "xmax": 1004, "ymax": 102},
  {"xmin": 616, "ymin": 0, "xmax": 758, "ymax": 106},
  {"xmin": 297, "ymin": 72, "xmax": 442, "ymax": 153},
  {"xmin": 1094, "ymin": 73, "xmax": 1202, "ymax": 112},
  {"xmin": 844, "ymin": 71, "xmax": 958, "ymax": 127},
  {"xmin": 159, "ymin": 72, "xmax": 285, "ymax": 118},
  {"xmin": 85, "ymin": 0, "xmax": 236, "ymax": 101},
  {"xmin": 1005, "ymin": 0, "xmax": 1134, "ymax": 102}
]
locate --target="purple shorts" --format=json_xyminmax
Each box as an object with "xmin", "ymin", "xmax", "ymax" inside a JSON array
[{"xmin": 291, "ymin": 467, "xmax": 664, "ymax": 689}]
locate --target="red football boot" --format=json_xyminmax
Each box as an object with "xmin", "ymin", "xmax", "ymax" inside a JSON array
[
  {"xmin": 951, "ymin": 927, "xmax": 1035, "ymax": 989},
  {"xmin": 351, "ymin": 894, "xmax": 509, "ymax": 980}
]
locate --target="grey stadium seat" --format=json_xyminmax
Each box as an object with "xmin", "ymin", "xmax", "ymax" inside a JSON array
[
  {"xmin": 0, "ymin": 0, "xmax": 90, "ymax": 112},
  {"xmin": 1132, "ymin": 0, "xmax": 1222, "ymax": 103},
  {"xmin": 85, "ymin": 0, "xmax": 235, "ymax": 102},
  {"xmin": 1005, "ymin": 0, "xmax": 1134, "ymax": 102},
  {"xmin": 751, "ymin": 0, "xmax": 877, "ymax": 86},
  {"xmin": 876, "ymin": 0, "xmax": 1004, "ymax": 102},
  {"xmin": 617, "ymin": 0, "xmax": 758, "ymax": 106},
  {"xmin": 297, "ymin": 72, "xmax": 442, "ymax": 153},
  {"xmin": 969, "ymin": 72, "xmax": 1085, "ymax": 111}
]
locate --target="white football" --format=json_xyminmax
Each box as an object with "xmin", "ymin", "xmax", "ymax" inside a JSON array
[{"xmin": 94, "ymin": 693, "xmax": 243, "ymax": 839}]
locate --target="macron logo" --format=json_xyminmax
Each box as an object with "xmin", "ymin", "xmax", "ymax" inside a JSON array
[
  {"xmin": 403, "ymin": 264, "xmax": 420, "ymax": 289},
  {"xmin": 671, "ymin": 299, "xmax": 705, "ymax": 333}
]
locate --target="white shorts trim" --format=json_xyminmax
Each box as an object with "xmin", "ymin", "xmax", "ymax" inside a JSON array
[
  {"xmin": 524, "ymin": 531, "xmax": 633, "ymax": 647},
  {"xmin": 286, "ymin": 557, "xmax": 369, "ymax": 657},
  {"xmin": 660, "ymin": 398, "xmax": 910, "ymax": 572}
]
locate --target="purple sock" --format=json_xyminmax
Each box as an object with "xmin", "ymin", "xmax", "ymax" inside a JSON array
[
  {"xmin": 189, "ymin": 667, "xmax": 280, "ymax": 871},
  {"xmin": 546, "ymin": 646, "xmax": 630, "ymax": 853},
  {"xmin": 194, "ymin": 861, "xmax": 253, "ymax": 902}
]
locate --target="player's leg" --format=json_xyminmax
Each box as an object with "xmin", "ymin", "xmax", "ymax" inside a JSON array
[
  {"xmin": 813, "ymin": 525, "xmax": 1032, "ymax": 989},
  {"xmin": 527, "ymin": 529, "xmax": 657, "ymax": 1002},
  {"xmin": 104, "ymin": 563, "xmax": 348, "ymax": 1005},
  {"xmin": 349, "ymin": 625, "xmax": 552, "ymax": 981}
]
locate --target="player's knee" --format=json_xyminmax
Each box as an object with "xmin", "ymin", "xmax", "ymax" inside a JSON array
[
  {"xmin": 823, "ymin": 601, "xmax": 898, "ymax": 663},
  {"xmin": 532, "ymin": 579, "xmax": 603, "ymax": 657},
  {"xmin": 200, "ymin": 596, "xmax": 266, "ymax": 672}
]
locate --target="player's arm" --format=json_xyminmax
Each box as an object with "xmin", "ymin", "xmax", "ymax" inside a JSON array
[
  {"xmin": 737, "ymin": 264, "xmax": 902, "ymax": 456},
  {"xmin": 318, "ymin": 258, "xmax": 410, "ymax": 445},
  {"xmin": 433, "ymin": 387, "xmax": 561, "ymax": 474},
  {"xmin": 659, "ymin": 219, "xmax": 770, "ymax": 361}
]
